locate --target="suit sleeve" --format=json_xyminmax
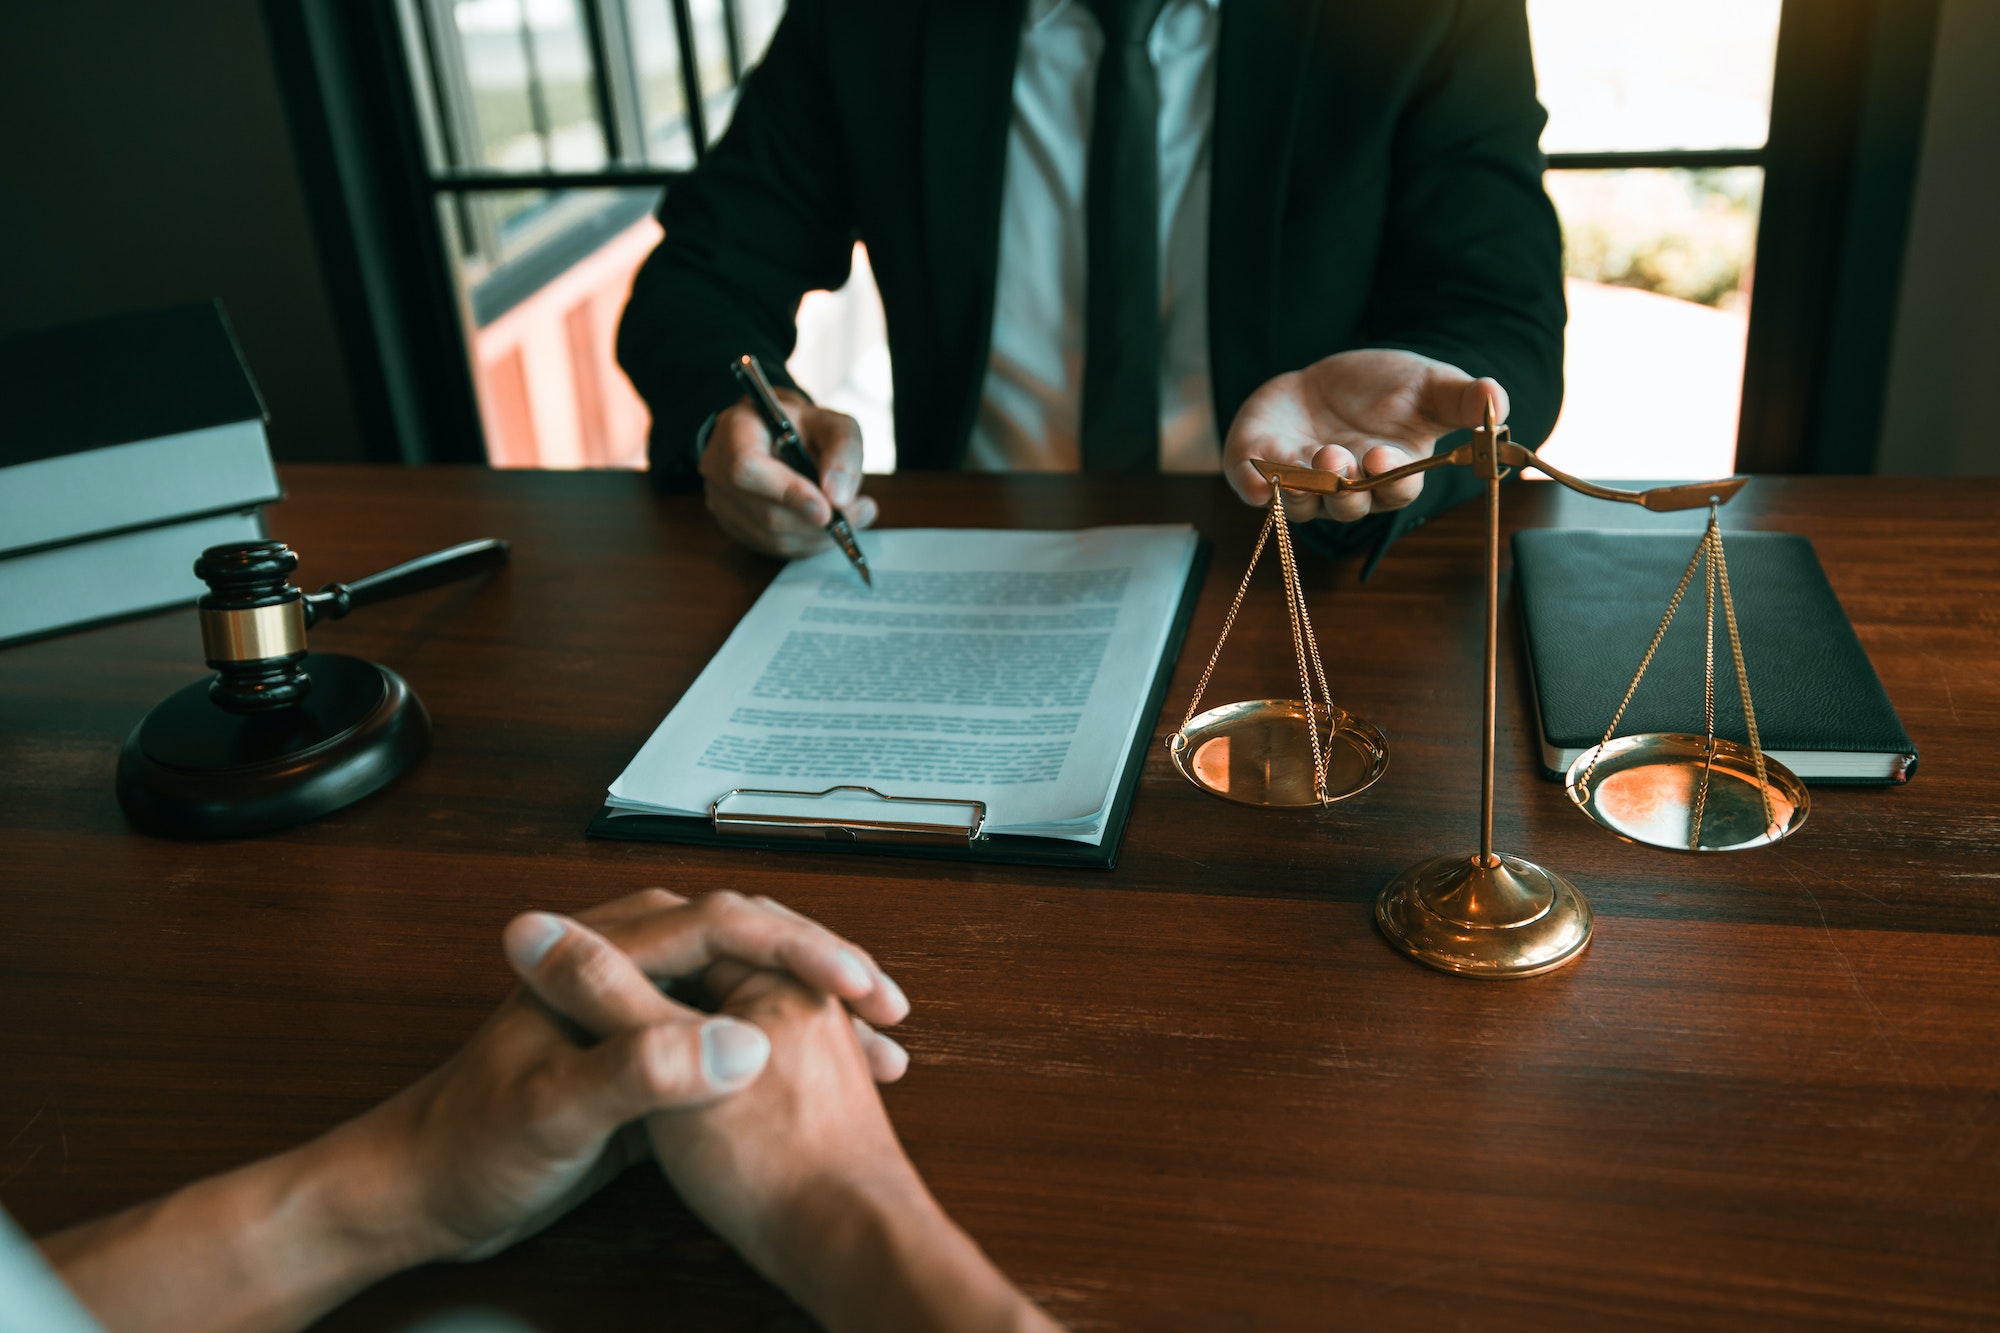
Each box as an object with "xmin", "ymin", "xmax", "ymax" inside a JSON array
[
  {"xmin": 1363, "ymin": 0, "xmax": 1566, "ymax": 456},
  {"xmin": 615, "ymin": 0, "xmax": 856, "ymax": 491},
  {"xmin": 1299, "ymin": 0, "xmax": 1563, "ymax": 568}
]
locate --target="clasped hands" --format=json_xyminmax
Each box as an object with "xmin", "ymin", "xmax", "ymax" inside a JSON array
[
  {"xmin": 700, "ymin": 348, "xmax": 1508, "ymax": 557},
  {"xmin": 367, "ymin": 888, "xmax": 915, "ymax": 1270},
  {"xmin": 50, "ymin": 889, "xmax": 1055, "ymax": 1333},
  {"xmin": 365, "ymin": 888, "xmax": 1050, "ymax": 1330}
]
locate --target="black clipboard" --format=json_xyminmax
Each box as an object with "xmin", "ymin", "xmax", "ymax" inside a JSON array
[{"xmin": 585, "ymin": 539, "xmax": 1211, "ymax": 870}]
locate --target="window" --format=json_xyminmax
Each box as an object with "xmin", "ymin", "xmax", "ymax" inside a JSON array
[
  {"xmin": 397, "ymin": 0, "xmax": 794, "ymax": 467},
  {"xmin": 1529, "ymin": 0, "xmax": 1783, "ymax": 479}
]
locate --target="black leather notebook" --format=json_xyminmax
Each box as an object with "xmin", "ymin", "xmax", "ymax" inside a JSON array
[{"xmin": 1513, "ymin": 529, "xmax": 1916, "ymax": 784}]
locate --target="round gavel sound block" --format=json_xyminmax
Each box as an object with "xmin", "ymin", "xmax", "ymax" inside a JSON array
[
  {"xmin": 116, "ymin": 651, "xmax": 429, "ymax": 838},
  {"xmin": 115, "ymin": 539, "xmax": 451, "ymax": 839}
]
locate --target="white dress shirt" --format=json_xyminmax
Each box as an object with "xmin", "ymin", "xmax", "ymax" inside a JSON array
[{"xmin": 965, "ymin": 0, "xmax": 1223, "ymax": 473}]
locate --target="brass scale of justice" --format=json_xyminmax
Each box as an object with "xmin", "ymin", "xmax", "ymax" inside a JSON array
[{"xmin": 1168, "ymin": 403, "xmax": 1810, "ymax": 978}]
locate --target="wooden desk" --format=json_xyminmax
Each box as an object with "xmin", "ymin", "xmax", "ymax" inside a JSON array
[{"xmin": 3, "ymin": 468, "xmax": 1997, "ymax": 1331}]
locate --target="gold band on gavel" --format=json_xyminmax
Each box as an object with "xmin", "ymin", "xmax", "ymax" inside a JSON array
[{"xmin": 199, "ymin": 601, "xmax": 307, "ymax": 663}]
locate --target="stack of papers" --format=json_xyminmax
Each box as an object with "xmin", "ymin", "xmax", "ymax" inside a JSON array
[{"xmin": 607, "ymin": 525, "xmax": 1200, "ymax": 845}]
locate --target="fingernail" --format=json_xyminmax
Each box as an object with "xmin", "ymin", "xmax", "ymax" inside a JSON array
[
  {"xmin": 833, "ymin": 948, "xmax": 873, "ymax": 993},
  {"xmin": 701, "ymin": 1018, "xmax": 771, "ymax": 1085},
  {"xmin": 878, "ymin": 972, "xmax": 909, "ymax": 1018},
  {"xmin": 826, "ymin": 471, "xmax": 858, "ymax": 507},
  {"xmin": 868, "ymin": 1029, "xmax": 911, "ymax": 1078},
  {"xmin": 507, "ymin": 912, "xmax": 566, "ymax": 970}
]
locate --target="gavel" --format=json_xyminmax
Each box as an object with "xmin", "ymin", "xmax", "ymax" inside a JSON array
[
  {"xmin": 194, "ymin": 538, "xmax": 508, "ymax": 711},
  {"xmin": 117, "ymin": 537, "xmax": 509, "ymax": 838}
]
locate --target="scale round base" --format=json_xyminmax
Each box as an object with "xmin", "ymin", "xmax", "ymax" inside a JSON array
[
  {"xmin": 1376, "ymin": 851, "xmax": 1593, "ymax": 978},
  {"xmin": 1566, "ymin": 733, "xmax": 1808, "ymax": 853},
  {"xmin": 1168, "ymin": 698, "xmax": 1388, "ymax": 808}
]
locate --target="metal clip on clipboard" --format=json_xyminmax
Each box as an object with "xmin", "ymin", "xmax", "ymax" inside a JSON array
[{"xmin": 709, "ymin": 786, "xmax": 988, "ymax": 845}]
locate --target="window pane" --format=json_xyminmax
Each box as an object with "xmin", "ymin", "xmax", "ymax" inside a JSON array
[
  {"xmin": 1527, "ymin": 0, "xmax": 1781, "ymax": 153},
  {"xmin": 450, "ymin": 0, "xmax": 606, "ymax": 170},
  {"xmin": 625, "ymin": 0, "xmax": 696, "ymax": 166},
  {"xmin": 450, "ymin": 191, "xmax": 664, "ymax": 467},
  {"xmin": 1552, "ymin": 167, "xmax": 1760, "ymax": 307},
  {"xmin": 452, "ymin": 0, "xmax": 542, "ymax": 168},
  {"xmin": 738, "ymin": 0, "xmax": 784, "ymax": 68},
  {"xmin": 690, "ymin": 0, "xmax": 738, "ymax": 139},
  {"xmin": 1538, "ymin": 167, "xmax": 1761, "ymax": 478},
  {"xmin": 466, "ymin": 188, "xmax": 552, "ymax": 268},
  {"xmin": 523, "ymin": 0, "xmax": 606, "ymax": 169},
  {"xmin": 462, "ymin": 188, "xmax": 625, "ymax": 275}
]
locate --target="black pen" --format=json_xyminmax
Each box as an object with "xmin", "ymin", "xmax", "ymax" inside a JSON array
[{"xmin": 730, "ymin": 354, "xmax": 873, "ymax": 587}]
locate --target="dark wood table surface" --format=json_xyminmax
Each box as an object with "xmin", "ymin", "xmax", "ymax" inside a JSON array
[{"xmin": 3, "ymin": 467, "xmax": 1997, "ymax": 1331}]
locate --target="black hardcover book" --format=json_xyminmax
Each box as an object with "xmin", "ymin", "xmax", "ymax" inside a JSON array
[
  {"xmin": 0, "ymin": 301, "xmax": 280, "ymax": 645},
  {"xmin": 0, "ymin": 300, "xmax": 278, "ymax": 561},
  {"xmin": 1513, "ymin": 529, "xmax": 1917, "ymax": 784},
  {"xmin": 0, "ymin": 299, "xmax": 266, "ymax": 467}
]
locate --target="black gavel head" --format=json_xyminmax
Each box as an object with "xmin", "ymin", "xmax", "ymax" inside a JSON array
[{"xmin": 194, "ymin": 540, "xmax": 312, "ymax": 713}]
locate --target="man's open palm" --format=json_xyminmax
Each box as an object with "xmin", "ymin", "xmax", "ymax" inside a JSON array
[{"xmin": 1223, "ymin": 349, "xmax": 1509, "ymax": 524}]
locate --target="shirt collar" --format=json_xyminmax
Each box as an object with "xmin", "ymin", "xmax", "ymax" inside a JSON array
[{"xmin": 1027, "ymin": 0, "xmax": 1221, "ymax": 32}]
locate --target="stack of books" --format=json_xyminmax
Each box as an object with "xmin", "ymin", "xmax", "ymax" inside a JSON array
[{"xmin": 0, "ymin": 301, "xmax": 282, "ymax": 646}]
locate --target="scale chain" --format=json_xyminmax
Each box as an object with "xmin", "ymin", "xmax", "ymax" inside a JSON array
[
  {"xmin": 1296, "ymin": 562, "xmax": 1336, "ymax": 796},
  {"xmin": 1271, "ymin": 498, "xmax": 1334, "ymax": 800},
  {"xmin": 1704, "ymin": 517, "xmax": 1718, "ymax": 744},
  {"xmin": 1581, "ymin": 508, "xmax": 1778, "ymax": 846},
  {"xmin": 1171, "ymin": 495, "xmax": 1335, "ymax": 803},
  {"xmin": 1689, "ymin": 516, "xmax": 1720, "ymax": 848},
  {"xmin": 1713, "ymin": 521, "xmax": 1775, "ymax": 835},
  {"xmin": 1578, "ymin": 525, "xmax": 1712, "ymax": 799},
  {"xmin": 1175, "ymin": 503, "xmax": 1277, "ymax": 737}
]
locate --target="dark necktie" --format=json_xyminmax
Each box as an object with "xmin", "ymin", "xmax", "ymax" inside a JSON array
[{"xmin": 1079, "ymin": 0, "xmax": 1171, "ymax": 471}]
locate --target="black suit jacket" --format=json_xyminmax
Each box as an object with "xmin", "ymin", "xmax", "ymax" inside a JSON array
[{"xmin": 617, "ymin": 0, "xmax": 1564, "ymax": 552}]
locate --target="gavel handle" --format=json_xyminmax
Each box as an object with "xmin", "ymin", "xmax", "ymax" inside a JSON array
[{"xmin": 304, "ymin": 539, "xmax": 510, "ymax": 625}]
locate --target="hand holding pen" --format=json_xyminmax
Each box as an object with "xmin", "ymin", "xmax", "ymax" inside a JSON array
[
  {"xmin": 731, "ymin": 355, "xmax": 872, "ymax": 584},
  {"xmin": 697, "ymin": 356, "xmax": 878, "ymax": 571}
]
